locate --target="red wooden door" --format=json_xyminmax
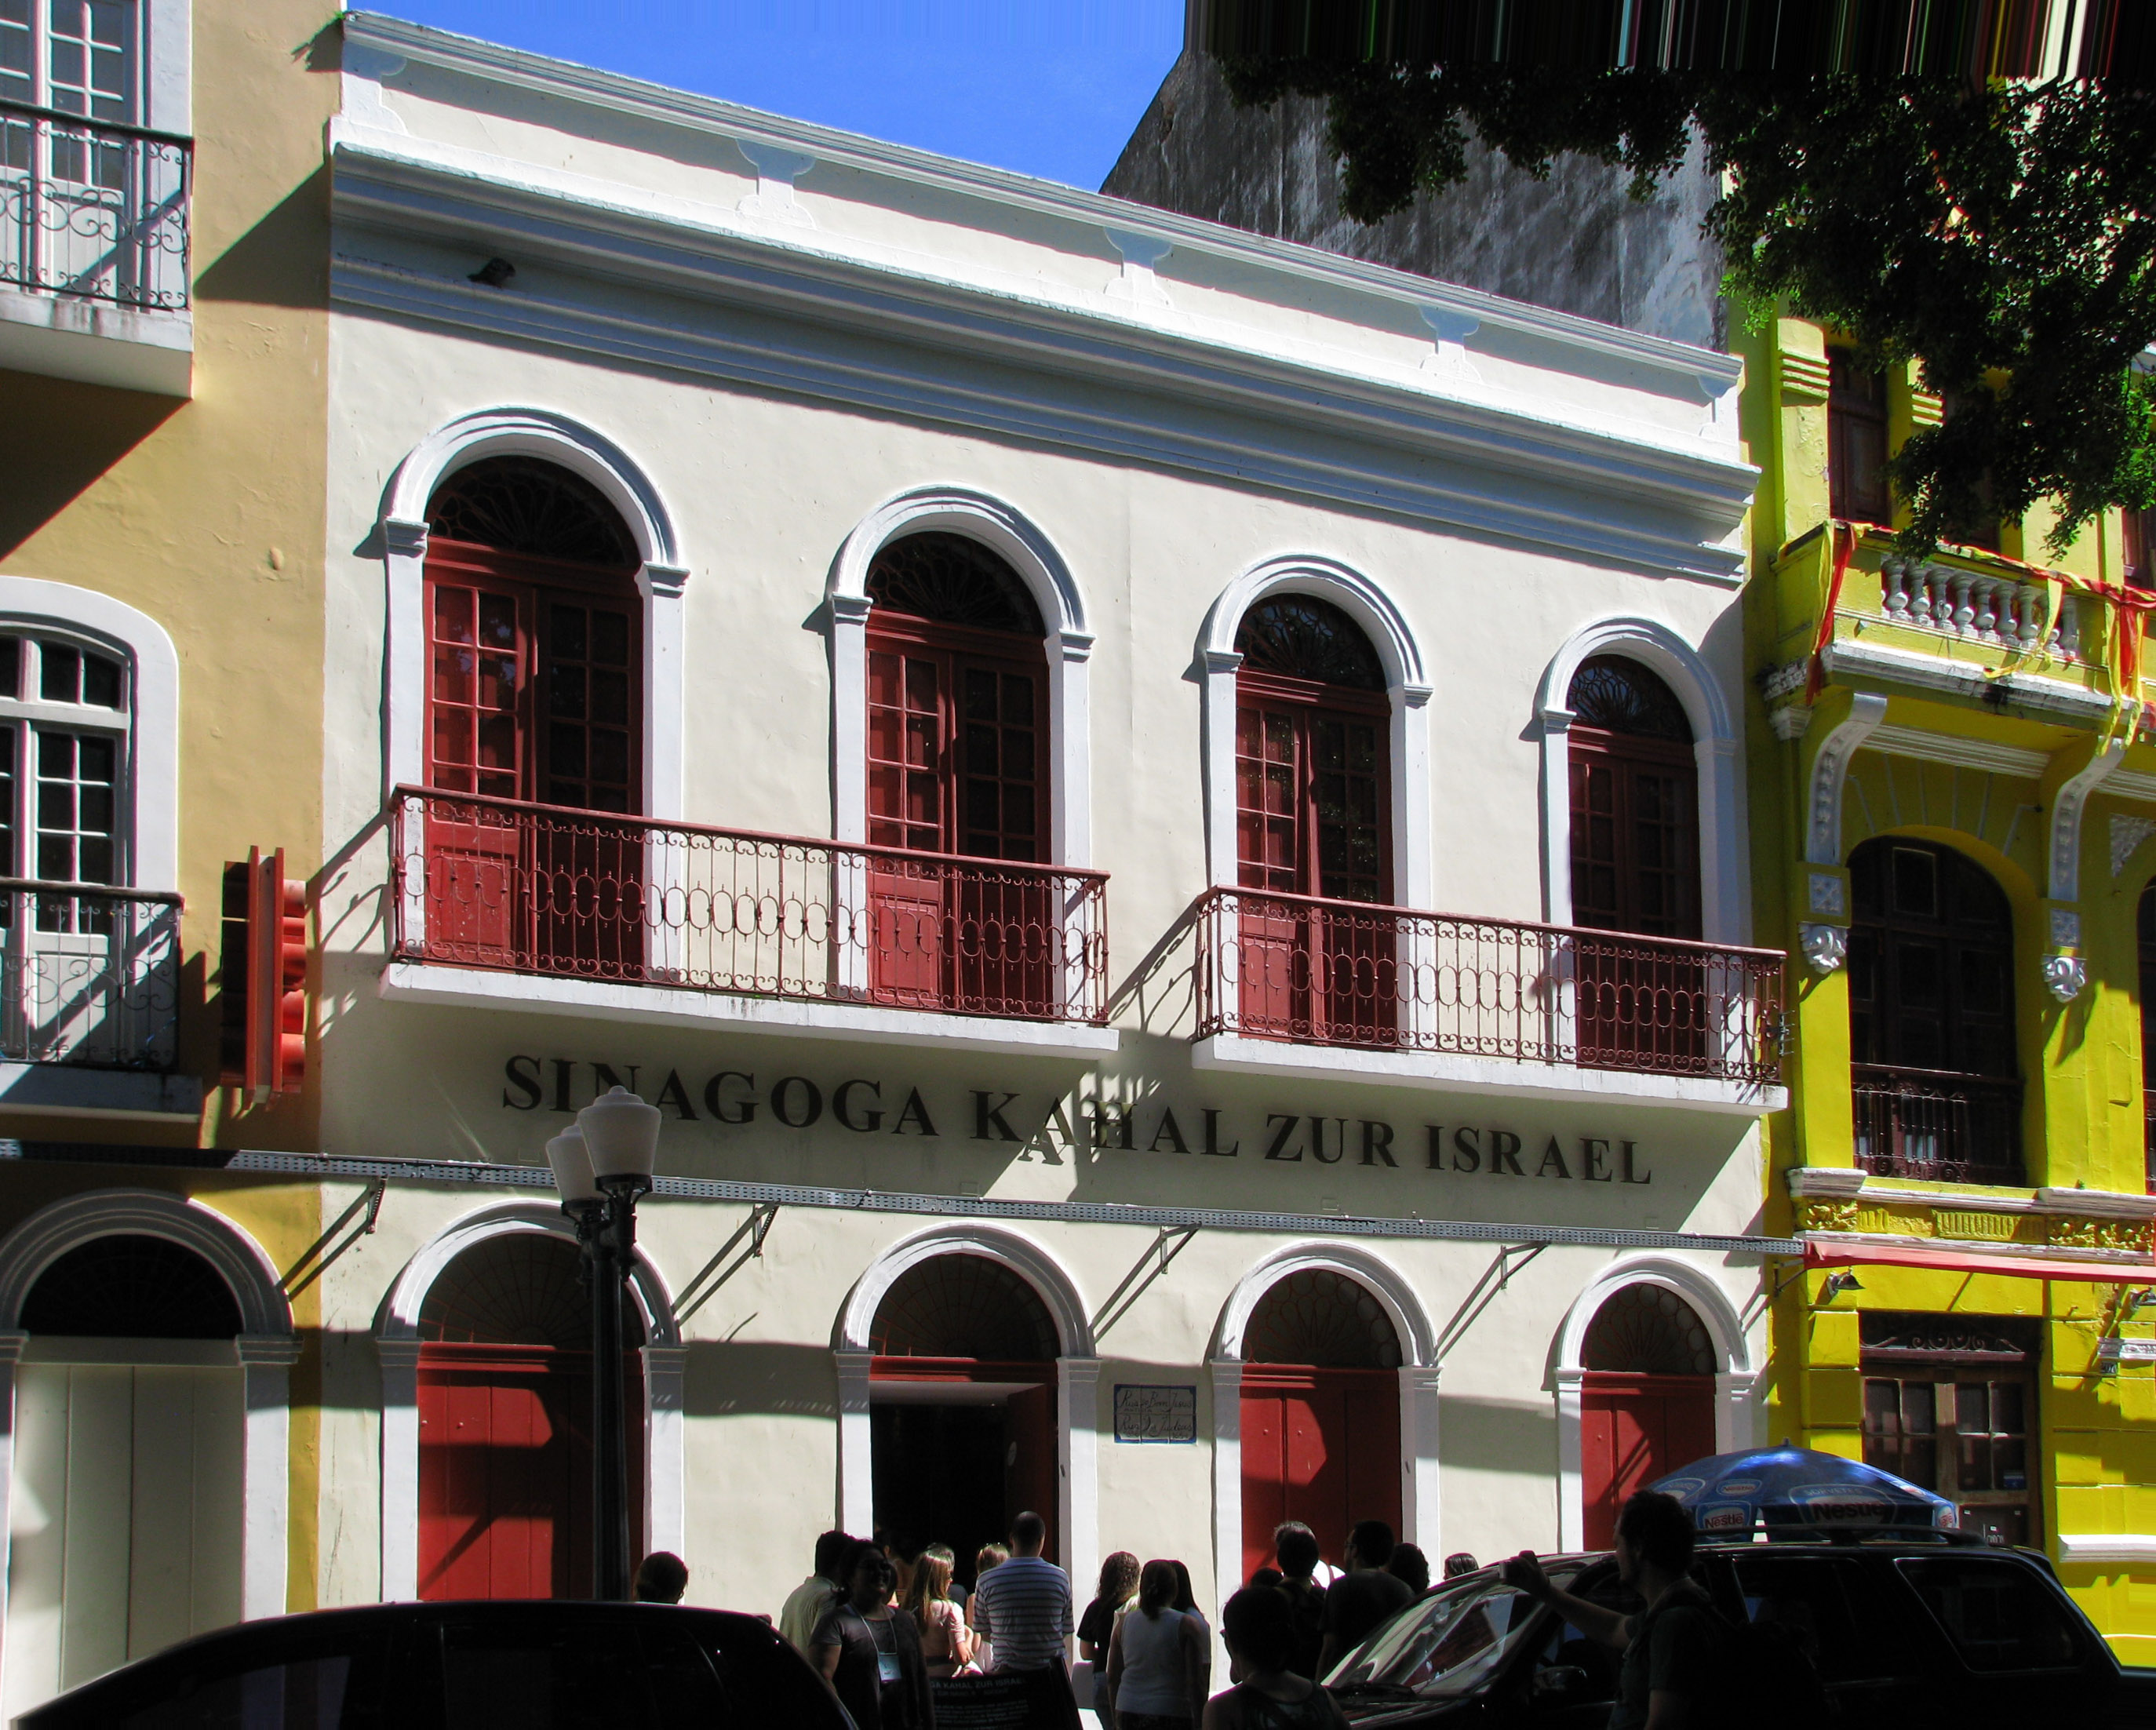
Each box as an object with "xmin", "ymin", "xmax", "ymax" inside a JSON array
[
  {"xmin": 865, "ymin": 624, "xmax": 1050, "ymax": 1014},
  {"xmin": 1579, "ymin": 1371, "xmax": 1715, "ymax": 1549},
  {"xmin": 417, "ymin": 1344, "xmax": 645, "ymax": 1601},
  {"xmin": 1234, "ymin": 678, "xmax": 1394, "ymax": 1045},
  {"xmin": 1240, "ymin": 1366, "xmax": 1400, "ymax": 1580}
]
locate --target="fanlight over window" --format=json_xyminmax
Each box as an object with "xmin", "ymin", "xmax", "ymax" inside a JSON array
[
  {"xmin": 1567, "ymin": 656, "xmax": 1692, "ymax": 742},
  {"xmin": 1582, "ymin": 1284, "xmax": 1715, "ymax": 1375},
  {"xmin": 866, "ymin": 533, "xmax": 1044, "ymax": 636},
  {"xmin": 426, "ymin": 456, "xmax": 639, "ymax": 569},
  {"xmin": 1244, "ymin": 1268, "xmax": 1402, "ymax": 1370},
  {"xmin": 22, "ymin": 1234, "xmax": 242, "ymax": 1338},
  {"xmin": 869, "ymin": 1253, "xmax": 1060, "ymax": 1360},
  {"xmin": 420, "ymin": 1233, "xmax": 639, "ymax": 1350},
  {"xmin": 1235, "ymin": 595, "xmax": 1386, "ymax": 691}
]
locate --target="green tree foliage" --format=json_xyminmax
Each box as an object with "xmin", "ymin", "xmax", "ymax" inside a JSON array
[{"xmin": 1222, "ymin": 56, "xmax": 2156, "ymax": 556}]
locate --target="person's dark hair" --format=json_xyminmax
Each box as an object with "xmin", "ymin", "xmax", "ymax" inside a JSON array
[
  {"xmin": 813, "ymin": 1529, "xmax": 854, "ymax": 1582},
  {"xmin": 1387, "ymin": 1542, "xmax": 1429, "ymax": 1595},
  {"xmin": 1010, "ymin": 1510, "xmax": 1047, "ymax": 1553},
  {"xmin": 1137, "ymin": 1557, "xmax": 1179, "ymax": 1619},
  {"xmin": 1615, "ymin": 1490, "xmax": 1695, "ymax": 1575},
  {"xmin": 1097, "ymin": 1550, "xmax": 1141, "ymax": 1605},
  {"xmin": 851, "ymin": 1547, "xmax": 899, "ymax": 1601},
  {"xmin": 1222, "ymin": 1585, "xmax": 1297, "ymax": 1674},
  {"xmin": 632, "ymin": 1550, "xmax": 688, "ymax": 1604},
  {"xmin": 1249, "ymin": 1566, "xmax": 1284, "ymax": 1590},
  {"xmin": 1349, "ymin": 1520, "xmax": 1396, "ymax": 1568},
  {"xmin": 1273, "ymin": 1522, "xmax": 1320, "ymax": 1580},
  {"xmin": 1170, "ymin": 1559, "xmax": 1197, "ymax": 1615},
  {"xmin": 1443, "ymin": 1552, "xmax": 1479, "ymax": 1580}
]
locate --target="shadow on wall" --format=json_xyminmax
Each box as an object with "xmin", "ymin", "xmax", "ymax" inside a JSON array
[
  {"xmin": 1435, "ymin": 1392, "xmax": 1558, "ymax": 1476},
  {"xmin": 0, "ymin": 370, "xmax": 179, "ymax": 559},
  {"xmin": 192, "ymin": 166, "xmax": 332, "ymax": 312}
]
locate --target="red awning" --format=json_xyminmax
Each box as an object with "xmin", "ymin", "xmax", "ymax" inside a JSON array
[{"xmin": 1805, "ymin": 1238, "xmax": 2154, "ymax": 1284}]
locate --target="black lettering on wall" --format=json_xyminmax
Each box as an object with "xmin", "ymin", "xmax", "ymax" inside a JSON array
[
  {"xmin": 1489, "ymin": 1131, "xmax": 1524, "ymax": 1176},
  {"xmin": 834, "ymin": 1080, "xmax": 884, "ymax": 1133},
  {"xmin": 502, "ymin": 1055, "xmax": 543, "ymax": 1111},
  {"xmin": 653, "ymin": 1070, "xmax": 698, "ymax": 1121},
  {"xmin": 592, "ymin": 1064, "xmax": 640, "ymax": 1099},
  {"xmin": 771, "ymin": 1076, "xmax": 823, "ymax": 1129},
  {"xmin": 1264, "ymin": 1115, "xmax": 1302, "ymax": 1161},
  {"xmin": 1202, "ymin": 1109, "xmax": 1240, "ymax": 1157},
  {"xmin": 1426, "ymin": 1126, "xmax": 1445, "ymax": 1170},
  {"xmin": 705, "ymin": 1072, "xmax": 756, "ymax": 1125},
  {"xmin": 891, "ymin": 1089, "xmax": 938, "ymax": 1136},
  {"xmin": 552, "ymin": 1058, "xmax": 577, "ymax": 1114},
  {"xmin": 1621, "ymin": 1141, "xmax": 1652, "ymax": 1185},
  {"xmin": 1088, "ymin": 1102, "xmax": 1134, "ymax": 1151},
  {"xmin": 1452, "ymin": 1127, "xmax": 1481, "ymax": 1172},
  {"xmin": 1149, "ymin": 1109, "xmax": 1190, "ymax": 1154},
  {"xmin": 974, "ymin": 1091, "xmax": 1022, "ymax": 1142},
  {"xmin": 1311, "ymin": 1118, "xmax": 1345, "ymax": 1164},
  {"xmin": 1583, "ymin": 1138, "xmax": 1613, "ymax": 1182},
  {"xmin": 1360, "ymin": 1121, "xmax": 1397, "ymax": 1167},
  {"xmin": 1536, "ymin": 1136, "xmax": 1571, "ymax": 1179}
]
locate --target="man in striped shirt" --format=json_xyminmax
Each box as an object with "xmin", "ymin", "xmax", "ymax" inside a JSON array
[{"xmin": 969, "ymin": 1510, "xmax": 1073, "ymax": 1673}]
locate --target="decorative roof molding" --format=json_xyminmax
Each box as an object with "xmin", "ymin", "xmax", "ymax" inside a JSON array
[
  {"xmin": 1861, "ymin": 724, "xmax": 2048, "ymax": 781},
  {"xmin": 341, "ymin": 12, "xmax": 1745, "ymax": 395},
  {"xmin": 1786, "ymin": 1166, "xmax": 2156, "ymax": 1222}
]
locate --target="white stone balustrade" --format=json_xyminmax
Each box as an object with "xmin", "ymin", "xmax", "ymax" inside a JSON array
[{"xmin": 1877, "ymin": 555, "xmax": 2082, "ymax": 661}]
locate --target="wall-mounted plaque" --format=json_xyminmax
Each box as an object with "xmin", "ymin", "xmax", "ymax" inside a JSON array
[{"xmin": 1114, "ymin": 1384, "xmax": 1196, "ymax": 1444}]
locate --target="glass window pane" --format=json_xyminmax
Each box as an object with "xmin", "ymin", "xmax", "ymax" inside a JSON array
[
  {"xmin": 39, "ymin": 643, "xmax": 78, "ymax": 704},
  {"xmin": 1899, "ymin": 1558, "xmax": 2083, "ymax": 1672},
  {"xmin": 81, "ymin": 651, "xmax": 120, "ymax": 708}
]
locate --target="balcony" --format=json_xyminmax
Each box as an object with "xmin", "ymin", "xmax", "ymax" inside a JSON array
[
  {"xmin": 383, "ymin": 789, "xmax": 1116, "ymax": 1057},
  {"xmin": 0, "ymin": 100, "xmax": 192, "ymax": 395},
  {"xmin": 1186, "ymin": 886, "xmax": 1785, "ymax": 1111},
  {"xmin": 1852, "ymin": 1064, "xmax": 2023, "ymax": 1187},
  {"xmin": 1768, "ymin": 523, "xmax": 2123, "ymax": 725},
  {"xmin": 0, "ymin": 880, "xmax": 197, "ymax": 1120}
]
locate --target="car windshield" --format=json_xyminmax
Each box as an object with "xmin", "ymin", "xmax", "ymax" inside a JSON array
[{"xmin": 1327, "ymin": 1568, "xmax": 1561, "ymax": 1697}]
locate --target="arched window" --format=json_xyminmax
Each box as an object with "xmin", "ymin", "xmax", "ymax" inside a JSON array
[
  {"xmin": 866, "ymin": 1253, "xmax": 1058, "ymax": 1579},
  {"xmin": 1578, "ymin": 1283, "xmax": 1716, "ymax": 1547},
  {"xmin": 1848, "ymin": 838, "xmax": 2019, "ymax": 1183},
  {"xmin": 1566, "ymin": 655, "xmax": 1698, "ymax": 939},
  {"xmin": 862, "ymin": 534, "xmax": 1053, "ymax": 1014},
  {"xmin": 22, "ymin": 1233, "xmax": 241, "ymax": 1338},
  {"xmin": 1233, "ymin": 596, "xmax": 1393, "ymax": 1045},
  {"xmin": 1238, "ymin": 1267, "xmax": 1402, "ymax": 1577},
  {"xmin": 415, "ymin": 1233, "xmax": 643, "ymax": 1601},
  {"xmin": 421, "ymin": 458, "xmax": 645, "ymax": 979}
]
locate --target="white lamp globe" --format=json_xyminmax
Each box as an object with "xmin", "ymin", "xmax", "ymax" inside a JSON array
[
  {"xmin": 544, "ymin": 1126, "xmax": 601, "ymax": 1205},
  {"xmin": 578, "ymin": 1085, "xmax": 662, "ymax": 1182}
]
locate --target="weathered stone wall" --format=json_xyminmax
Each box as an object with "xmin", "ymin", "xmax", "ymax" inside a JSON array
[{"xmin": 1103, "ymin": 50, "xmax": 1726, "ymax": 351}]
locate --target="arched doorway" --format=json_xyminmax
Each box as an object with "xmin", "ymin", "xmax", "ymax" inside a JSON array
[
  {"xmin": 416, "ymin": 1231, "xmax": 644, "ymax": 1600},
  {"xmin": 419, "ymin": 455, "xmax": 646, "ymax": 976},
  {"xmin": 1233, "ymin": 594, "xmax": 1394, "ymax": 1043},
  {"xmin": 1848, "ymin": 837, "xmax": 2019, "ymax": 1182},
  {"xmin": 1566, "ymin": 654, "xmax": 1703, "ymax": 1069},
  {"xmin": 868, "ymin": 1253, "xmax": 1060, "ymax": 1582},
  {"xmin": 5, "ymin": 1234, "xmax": 246, "ymax": 1707},
  {"xmin": 1579, "ymin": 1284, "xmax": 1717, "ymax": 1548},
  {"xmin": 1238, "ymin": 1268, "xmax": 1403, "ymax": 1579}
]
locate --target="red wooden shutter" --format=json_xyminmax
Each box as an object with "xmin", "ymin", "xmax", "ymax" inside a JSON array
[
  {"xmin": 866, "ymin": 643, "xmax": 948, "ymax": 1005},
  {"xmin": 217, "ymin": 847, "xmax": 306, "ymax": 1100}
]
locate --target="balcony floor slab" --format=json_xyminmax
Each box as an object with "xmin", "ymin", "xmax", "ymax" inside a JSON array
[
  {"xmin": 381, "ymin": 961, "xmax": 1120, "ymax": 1060},
  {"xmin": 1190, "ymin": 1033, "xmax": 1784, "ymax": 1115},
  {"xmin": 0, "ymin": 287, "xmax": 192, "ymax": 396},
  {"xmin": 0, "ymin": 1062, "xmax": 202, "ymax": 1122}
]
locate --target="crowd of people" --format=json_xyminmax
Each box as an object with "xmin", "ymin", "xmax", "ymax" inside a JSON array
[{"xmin": 770, "ymin": 1488, "xmax": 1723, "ymax": 1729}]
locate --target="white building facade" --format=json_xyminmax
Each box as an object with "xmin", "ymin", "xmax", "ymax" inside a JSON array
[{"xmin": 305, "ymin": 10, "xmax": 1783, "ymax": 1638}]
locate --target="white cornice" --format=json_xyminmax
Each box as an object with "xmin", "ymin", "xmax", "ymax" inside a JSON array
[
  {"xmin": 2110, "ymin": 770, "xmax": 2156, "ymax": 806},
  {"xmin": 342, "ymin": 12, "xmax": 1743, "ymax": 395},
  {"xmin": 327, "ymin": 137, "xmax": 1754, "ymax": 581},
  {"xmin": 1786, "ymin": 1167, "xmax": 2156, "ymax": 1222},
  {"xmin": 1824, "ymin": 639, "xmax": 2114, "ymax": 721},
  {"xmin": 1861, "ymin": 724, "xmax": 2049, "ymax": 781}
]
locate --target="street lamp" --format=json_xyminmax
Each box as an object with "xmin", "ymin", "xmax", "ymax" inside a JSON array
[{"xmin": 548, "ymin": 1086, "xmax": 660, "ymax": 1601}]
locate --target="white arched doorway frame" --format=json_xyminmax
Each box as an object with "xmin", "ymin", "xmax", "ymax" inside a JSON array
[
  {"xmin": 1536, "ymin": 617, "xmax": 1747, "ymax": 944},
  {"xmin": 826, "ymin": 486, "xmax": 1094, "ymax": 864},
  {"xmin": 377, "ymin": 406, "xmax": 690, "ymax": 821},
  {"xmin": 832, "ymin": 1223, "xmax": 1098, "ymax": 1599},
  {"xmin": 374, "ymin": 1202, "xmax": 683, "ymax": 1601},
  {"xmin": 0, "ymin": 1189, "xmax": 298, "ymax": 1699},
  {"xmin": 1199, "ymin": 557, "xmax": 1434, "ymax": 909},
  {"xmin": 1209, "ymin": 1244, "xmax": 1440, "ymax": 1627},
  {"xmin": 1551, "ymin": 1255, "xmax": 1757, "ymax": 1551}
]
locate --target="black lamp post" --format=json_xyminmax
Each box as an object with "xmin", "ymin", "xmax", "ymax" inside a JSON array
[{"xmin": 547, "ymin": 1085, "xmax": 660, "ymax": 1601}]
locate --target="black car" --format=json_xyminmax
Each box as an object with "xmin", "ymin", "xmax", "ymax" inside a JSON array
[
  {"xmin": 15, "ymin": 1598, "xmax": 854, "ymax": 1729},
  {"xmin": 1323, "ymin": 1535, "xmax": 2156, "ymax": 1728}
]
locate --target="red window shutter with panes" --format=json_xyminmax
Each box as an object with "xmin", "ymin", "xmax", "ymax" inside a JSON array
[
  {"xmin": 423, "ymin": 541, "xmax": 643, "ymax": 977},
  {"xmin": 864, "ymin": 614, "xmax": 1050, "ymax": 1014},
  {"xmin": 1233, "ymin": 670, "xmax": 1393, "ymax": 1045}
]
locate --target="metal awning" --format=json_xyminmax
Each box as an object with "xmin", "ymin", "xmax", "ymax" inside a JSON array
[{"xmin": 1805, "ymin": 1237, "xmax": 2154, "ymax": 1285}]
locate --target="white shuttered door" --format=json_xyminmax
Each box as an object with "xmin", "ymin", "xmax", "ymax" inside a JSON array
[{"xmin": 5, "ymin": 1358, "xmax": 244, "ymax": 1713}]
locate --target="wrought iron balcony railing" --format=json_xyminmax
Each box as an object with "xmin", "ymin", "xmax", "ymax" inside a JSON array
[
  {"xmin": 1189, "ymin": 885, "xmax": 1784, "ymax": 1084},
  {"xmin": 0, "ymin": 879, "xmax": 181, "ymax": 1070},
  {"xmin": 389, "ymin": 788, "xmax": 1110, "ymax": 1025},
  {"xmin": 1852, "ymin": 1062, "xmax": 2023, "ymax": 1186},
  {"xmin": 1, "ymin": 99, "xmax": 190, "ymax": 311}
]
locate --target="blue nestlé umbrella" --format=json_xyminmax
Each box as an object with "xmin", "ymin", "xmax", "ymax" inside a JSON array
[{"xmin": 1649, "ymin": 1444, "xmax": 1958, "ymax": 1537}]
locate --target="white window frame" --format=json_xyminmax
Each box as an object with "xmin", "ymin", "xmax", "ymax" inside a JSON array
[
  {"xmin": 0, "ymin": 0, "xmax": 188, "ymax": 131},
  {"xmin": 0, "ymin": 629, "xmax": 130, "ymax": 890}
]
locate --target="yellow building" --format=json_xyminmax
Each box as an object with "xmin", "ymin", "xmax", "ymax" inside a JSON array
[
  {"xmin": 1741, "ymin": 318, "xmax": 2156, "ymax": 1655},
  {"xmin": 0, "ymin": 0, "xmax": 341, "ymax": 1706}
]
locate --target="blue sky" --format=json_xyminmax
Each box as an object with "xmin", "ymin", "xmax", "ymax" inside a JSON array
[{"xmin": 377, "ymin": 2, "xmax": 1185, "ymax": 191}]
